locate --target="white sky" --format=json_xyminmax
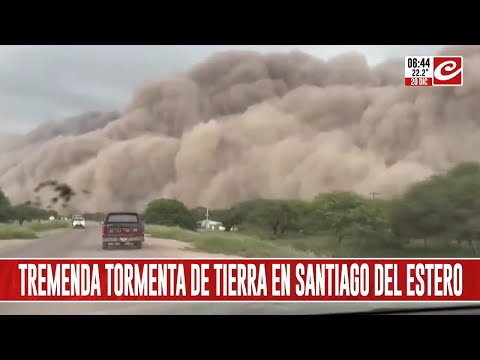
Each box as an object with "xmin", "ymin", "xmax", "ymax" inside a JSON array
[{"xmin": 0, "ymin": 45, "xmax": 445, "ymax": 134}]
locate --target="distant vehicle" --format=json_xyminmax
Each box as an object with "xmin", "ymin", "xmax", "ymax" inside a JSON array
[
  {"xmin": 72, "ymin": 215, "xmax": 86, "ymax": 229},
  {"xmin": 101, "ymin": 212, "xmax": 144, "ymax": 250}
]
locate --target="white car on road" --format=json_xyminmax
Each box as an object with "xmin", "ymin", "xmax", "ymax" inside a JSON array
[{"xmin": 72, "ymin": 215, "xmax": 86, "ymax": 229}]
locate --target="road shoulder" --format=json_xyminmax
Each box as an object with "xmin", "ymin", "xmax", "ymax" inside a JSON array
[
  {"xmin": 0, "ymin": 228, "xmax": 69, "ymax": 254},
  {"xmin": 145, "ymin": 236, "xmax": 241, "ymax": 258}
]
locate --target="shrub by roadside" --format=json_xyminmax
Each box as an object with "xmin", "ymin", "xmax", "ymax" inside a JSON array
[
  {"xmin": 0, "ymin": 220, "xmax": 70, "ymax": 240},
  {"xmin": 0, "ymin": 224, "xmax": 38, "ymax": 240},
  {"xmin": 25, "ymin": 220, "xmax": 70, "ymax": 232},
  {"xmin": 146, "ymin": 225, "xmax": 477, "ymax": 258}
]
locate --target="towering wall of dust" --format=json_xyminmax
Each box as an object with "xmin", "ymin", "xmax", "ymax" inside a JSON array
[
  {"xmin": 1, "ymin": 111, "xmax": 121, "ymax": 152},
  {"xmin": 24, "ymin": 110, "xmax": 121, "ymax": 144},
  {"xmin": 1, "ymin": 45, "xmax": 480, "ymax": 213},
  {"xmin": 0, "ymin": 133, "xmax": 21, "ymax": 151}
]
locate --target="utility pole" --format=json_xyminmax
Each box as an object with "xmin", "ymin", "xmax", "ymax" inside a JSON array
[
  {"xmin": 369, "ymin": 192, "xmax": 380, "ymax": 199},
  {"xmin": 205, "ymin": 207, "xmax": 209, "ymax": 230}
]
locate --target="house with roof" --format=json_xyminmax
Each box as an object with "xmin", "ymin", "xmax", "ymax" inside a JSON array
[{"xmin": 196, "ymin": 219, "xmax": 225, "ymax": 231}]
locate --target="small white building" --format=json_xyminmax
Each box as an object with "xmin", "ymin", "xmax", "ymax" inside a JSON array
[{"xmin": 197, "ymin": 220, "xmax": 225, "ymax": 231}]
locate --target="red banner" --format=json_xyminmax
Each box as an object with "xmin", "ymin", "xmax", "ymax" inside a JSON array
[{"xmin": 0, "ymin": 258, "xmax": 477, "ymax": 302}]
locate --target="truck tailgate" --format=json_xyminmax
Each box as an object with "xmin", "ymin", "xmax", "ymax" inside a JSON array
[{"xmin": 103, "ymin": 223, "xmax": 144, "ymax": 237}]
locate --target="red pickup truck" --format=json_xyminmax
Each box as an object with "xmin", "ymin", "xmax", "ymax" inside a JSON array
[{"xmin": 101, "ymin": 212, "xmax": 145, "ymax": 250}]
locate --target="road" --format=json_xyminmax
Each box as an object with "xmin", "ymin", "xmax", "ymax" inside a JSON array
[{"xmin": 0, "ymin": 223, "xmax": 469, "ymax": 315}]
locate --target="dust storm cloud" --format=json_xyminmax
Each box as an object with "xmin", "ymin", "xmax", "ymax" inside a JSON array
[{"xmin": 1, "ymin": 46, "xmax": 479, "ymax": 213}]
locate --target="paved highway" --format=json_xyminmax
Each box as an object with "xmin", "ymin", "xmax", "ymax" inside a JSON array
[{"xmin": 0, "ymin": 223, "xmax": 470, "ymax": 315}]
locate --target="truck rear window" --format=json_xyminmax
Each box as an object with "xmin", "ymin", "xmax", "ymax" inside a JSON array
[{"xmin": 106, "ymin": 214, "xmax": 139, "ymax": 223}]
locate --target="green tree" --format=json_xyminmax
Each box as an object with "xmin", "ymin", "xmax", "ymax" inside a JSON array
[
  {"xmin": 11, "ymin": 205, "xmax": 50, "ymax": 224},
  {"xmin": 312, "ymin": 191, "xmax": 392, "ymax": 244},
  {"xmin": 391, "ymin": 176, "xmax": 451, "ymax": 244},
  {"xmin": 437, "ymin": 164, "xmax": 480, "ymax": 251},
  {"xmin": 145, "ymin": 198, "xmax": 197, "ymax": 230},
  {"xmin": 0, "ymin": 189, "xmax": 12, "ymax": 223},
  {"xmin": 190, "ymin": 206, "xmax": 208, "ymax": 223},
  {"xmin": 391, "ymin": 162, "xmax": 480, "ymax": 250},
  {"xmin": 242, "ymin": 199, "xmax": 301, "ymax": 238},
  {"xmin": 210, "ymin": 202, "xmax": 253, "ymax": 231},
  {"xmin": 447, "ymin": 161, "xmax": 480, "ymax": 178}
]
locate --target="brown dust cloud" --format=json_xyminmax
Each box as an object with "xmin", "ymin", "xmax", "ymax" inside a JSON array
[{"xmin": 1, "ymin": 45, "xmax": 480, "ymax": 213}]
